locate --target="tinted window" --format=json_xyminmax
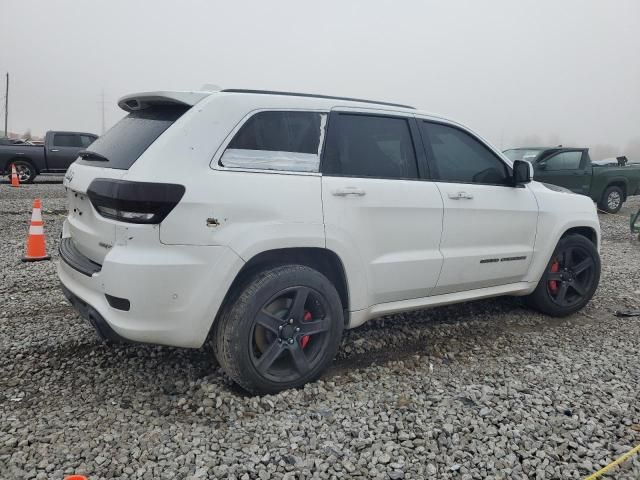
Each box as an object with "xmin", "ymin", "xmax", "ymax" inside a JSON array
[
  {"xmin": 421, "ymin": 122, "xmax": 509, "ymax": 184},
  {"xmin": 221, "ymin": 111, "xmax": 325, "ymax": 172},
  {"xmin": 75, "ymin": 106, "xmax": 188, "ymax": 170},
  {"xmin": 543, "ymin": 151, "xmax": 582, "ymax": 171},
  {"xmin": 322, "ymin": 114, "xmax": 418, "ymax": 179},
  {"xmin": 54, "ymin": 134, "xmax": 83, "ymax": 148},
  {"xmin": 80, "ymin": 135, "xmax": 96, "ymax": 147}
]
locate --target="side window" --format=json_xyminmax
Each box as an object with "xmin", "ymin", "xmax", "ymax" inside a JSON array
[
  {"xmin": 543, "ymin": 151, "xmax": 582, "ymax": 171},
  {"xmin": 420, "ymin": 121, "xmax": 509, "ymax": 184},
  {"xmin": 322, "ymin": 114, "xmax": 418, "ymax": 179},
  {"xmin": 53, "ymin": 134, "xmax": 83, "ymax": 148},
  {"xmin": 80, "ymin": 135, "xmax": 96, "ymax": 147},
  {"xmin": 221, "ymin": 111, "xmax": 326, "ymax": 172}
]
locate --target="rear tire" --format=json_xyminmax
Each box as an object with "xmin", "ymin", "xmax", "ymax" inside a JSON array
[
  {"xmin": 525, "ymin": 234, "xmax": 600, "ymax": 317},
  {"xmin": 598, "ymin": 185, "xmax": 624, "ymax": 213},
  {"xmin": 7, "ymin": 160, "xmax": 37, "ymax": 183},
  {"xmin": 213, "ymin": 265, "xmax": 344, "ymax": 395}
]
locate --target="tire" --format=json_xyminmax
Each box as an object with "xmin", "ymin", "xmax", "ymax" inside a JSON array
[
  {"xmin": 525, "ymin": 234, "xmax": 600, "ymax": 317},
  {"xmin": 213, "ymin": 264, "xmax": 344, "ymax": 395},
  {"xmin": 6, "ymin": 160, "xmax": 37, "ymax": 183},
  {"xmin": 598, "ymin": 185, "xmax": 624, "ymax": 213}
]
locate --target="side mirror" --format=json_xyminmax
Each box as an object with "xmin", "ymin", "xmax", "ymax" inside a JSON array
[
  {"xmin": 537, "ymin": 161, "xmax": 547, "ymax": 171},
  {"xmin": 513, "ymin": 160, "xmax": 533, "ymax": 185}
]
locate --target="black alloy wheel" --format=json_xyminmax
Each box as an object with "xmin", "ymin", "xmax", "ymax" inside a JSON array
[
  {"xmin": 546, "ymin": 246, "xmax": 597, "ymax": 308},
  {"xmin": 525, "ymin": 234, "xmax": 600, "ymax": 317},
  {"xmin": 213, "ymin": 265, "xmax": 343, "ymax": 394},
  {"xmin": 249, "ymin": 285, "xmax": 333, "ymax": 383}
]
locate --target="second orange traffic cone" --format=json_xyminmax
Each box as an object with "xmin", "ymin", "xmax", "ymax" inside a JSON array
[
  {"xmin": 22, "ymin": 199, "xmax": 50, "ymax": 262},
  {"xmin": 10, "ymin": 163, "xmax": 20, "ymax": 187}
]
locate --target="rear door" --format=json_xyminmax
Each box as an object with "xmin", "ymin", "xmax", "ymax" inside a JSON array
[
  {"xmin": 534, "ymin": 150, "xmax": 589, "ymax": 194},
  {"xmin": 321, "ymin": 110, "xmax": 443, "ymax": 307},
  {"xmin": 47, "ymin": 133, "xmax": 86, "ymax": 170},
  {"xmin": 418, "ymin": 120, "xmax": 538, "ymax": 295}
]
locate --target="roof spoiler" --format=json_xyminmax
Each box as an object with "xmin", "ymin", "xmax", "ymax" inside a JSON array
[{"xmin": 117, "ymin": 91, "xmax": 210, "ymax": 112}]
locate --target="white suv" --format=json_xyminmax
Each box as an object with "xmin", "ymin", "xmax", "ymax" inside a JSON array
[{"xmin": 58, "ymin": 89, "xmax": 601, "ymax": 394}]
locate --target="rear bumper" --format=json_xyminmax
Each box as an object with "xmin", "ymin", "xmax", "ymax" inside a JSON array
[
  {"xmin": 58, "ymin": 237, "xmax": 244, "ymax": 348},
  {"xmin": 60, "ymin": 283, "xmax": 129, "ymax": 343}
]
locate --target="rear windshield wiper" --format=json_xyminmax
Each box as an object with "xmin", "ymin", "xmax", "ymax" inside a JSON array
[{"xmin": 78, "ymin": 150, "xmax": 108, "ymax": 162}]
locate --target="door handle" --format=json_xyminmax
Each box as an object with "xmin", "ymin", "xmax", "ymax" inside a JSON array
[
  {"xmin": 50, "ymin": 149, "xmax": 60, "ymax": 152},
  {"xmin": 332, "ymin": 187, "xmax": 366, "ymax": 197},
  {"xmin": 448, "ymin": 191, "xmax": 473, "ymax": 200}
]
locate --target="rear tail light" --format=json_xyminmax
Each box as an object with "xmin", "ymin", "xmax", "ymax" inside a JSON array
[{"xmin": 87, "ymin": 179, "xmax": 185, "ymax": 224}]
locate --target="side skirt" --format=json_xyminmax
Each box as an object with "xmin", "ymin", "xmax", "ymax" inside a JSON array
[{"xmin": 347, "ymin": 281, "xmax": 534, "ymax": 328}]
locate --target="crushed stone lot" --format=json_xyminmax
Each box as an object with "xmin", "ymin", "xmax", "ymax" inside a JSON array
[{"xmin": 1, "ymin": 177, "xmax": 639, "ymax": 480}]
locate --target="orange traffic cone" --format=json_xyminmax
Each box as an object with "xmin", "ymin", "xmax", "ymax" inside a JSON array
[
  {"xmin": 22, "ymin": 199, "xmax": 50, "ymax": 262},
  {"xmin": 10, "ymin": 163, "xmax": 20, "ymax": 187},
  {"xmin": 64, "ymin": 476, "xmax": 88, "ymax": 480}
]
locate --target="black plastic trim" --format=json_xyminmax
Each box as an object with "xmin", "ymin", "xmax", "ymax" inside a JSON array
[
  {"xmin": 59, "ymin": 238, "xmax": 102, "ymax": 276},
  {"xmin": 105, "ymin": 294, "xmax": 131, "ymax": 312},
  {"xmin": 60, "ymin": 283, "xmax": 129, "ymax": 343},
  {"xmin": 221, "ymin": 89, "xmax": 415, "ymax": 110}
]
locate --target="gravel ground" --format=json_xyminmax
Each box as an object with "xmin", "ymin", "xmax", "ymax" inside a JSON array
[{"xmin": 1, "ymin": 177, "xmax": 639, "ymax": 480}]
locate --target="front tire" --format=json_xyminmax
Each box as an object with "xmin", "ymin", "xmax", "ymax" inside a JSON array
[
  {"xmin": 213, "ymin": 265, "xmax": 344, "ymax": 395},
  {"xmin": 525, "ymin": 234, "xmax": 600, "ymax": 317},
  {"xmin": 599, "ymin": 185, "xmax": 624, "ymax": 213}
]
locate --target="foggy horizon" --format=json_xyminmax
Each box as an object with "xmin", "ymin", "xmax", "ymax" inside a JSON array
[{"xmin": 1, "ymin": 0, "xmax": 639, "ymax": 159}]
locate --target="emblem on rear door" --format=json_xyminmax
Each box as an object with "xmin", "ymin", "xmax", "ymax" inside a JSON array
[{"xmin": 64, "ymin": 169, "xmax": 75, "ymax": 183}]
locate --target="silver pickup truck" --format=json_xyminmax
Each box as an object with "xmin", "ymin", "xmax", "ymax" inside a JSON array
[{"xmin": 1, "ymin": 130, "xmax": 97, "ymax": 183}]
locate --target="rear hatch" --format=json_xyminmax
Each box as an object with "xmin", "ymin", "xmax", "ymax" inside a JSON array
[{"xmin": 63, "ymin": 91, "xmax": 207, "ymax": 264}]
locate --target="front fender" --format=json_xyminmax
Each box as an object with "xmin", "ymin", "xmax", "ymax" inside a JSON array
[{"xmin": 525, "ymin": 185, "xmax": 600, "ymax": 284}]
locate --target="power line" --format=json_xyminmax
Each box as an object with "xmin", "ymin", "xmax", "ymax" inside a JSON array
[
  {"xmin": 100, "ymin": 89, "xmax": 105, "ymax": 135},
  {"xmin": 4, "ymin": 72, "xmax": 8, "ymax": 137}
]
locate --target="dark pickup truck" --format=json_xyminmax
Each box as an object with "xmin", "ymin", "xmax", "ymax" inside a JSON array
[
  {"xmin": 504, "ymin": 147, "xmax": 640, "ymax": 213},
  {"xmin": 1, "ymin": 131, "xmax": 98, "ymax": 183}
]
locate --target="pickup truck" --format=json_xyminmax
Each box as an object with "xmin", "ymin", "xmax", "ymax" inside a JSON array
[
  {"xmin": 1, "ymin": 131, "xmax": 98, "ymax": 183},
  {"xmin": 504, "ymin": 146, "xmax": 640, "ymax": 213}
]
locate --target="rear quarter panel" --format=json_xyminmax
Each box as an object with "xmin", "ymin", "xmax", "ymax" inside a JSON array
[
  {"xmin": 591, "ymin": 166, "xmax": 640, "ymax": 198},
  {"xmin": 0, "ymin": 144, "xmax": 47, "ymax": 172}
]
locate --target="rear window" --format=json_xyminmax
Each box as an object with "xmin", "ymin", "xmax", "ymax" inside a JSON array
[
  {"xmin": 54, "ymin": 134, "xmax": 83, "ymax": 147},
  {"xmin": 76, "ymin": 106, "xmax": 188, "ymax": 170}
]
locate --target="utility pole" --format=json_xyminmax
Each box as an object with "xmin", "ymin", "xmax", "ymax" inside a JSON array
[
  {"xmin": 100, "ymin": 89, "xmax": 105, "ymax": 135},
  {"xmin": 4, "ymin": 72, "xmax": 8, "ymax": 138}
]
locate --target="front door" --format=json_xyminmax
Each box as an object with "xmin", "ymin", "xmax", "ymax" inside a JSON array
[
  {"xmin": 418, "ymin": 120, "xmax": 539, "ymax": 295},
  {"xmin": 534, "ymin": 150, "xmax": 589, "ymax": 194},
  {"xmin": 321, "ymin": 111, "xmax": 444, "ymax": 307}
]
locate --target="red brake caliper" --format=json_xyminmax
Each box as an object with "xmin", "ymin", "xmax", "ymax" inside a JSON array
[
  {"xmin": 300, "ymin": 311, "xmax": 312, "ymax": 349},
  {"xmin": 549, "ymin": 260, "xmax": 560, "ymax": 294}
]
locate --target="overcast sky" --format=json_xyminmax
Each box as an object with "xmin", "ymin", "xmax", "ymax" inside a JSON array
[{"xmin": 1, "ymin": 0, "xmax": 639, "ymax": 156}]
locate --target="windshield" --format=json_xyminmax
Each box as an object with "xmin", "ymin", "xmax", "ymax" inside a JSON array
[
  {"xmin": 503, "ymin": 148, "xmax": 545, "ymax": 162},
  {"xmin": 75, "ymin": 105, "xmax": 189, "ymax": 170}
]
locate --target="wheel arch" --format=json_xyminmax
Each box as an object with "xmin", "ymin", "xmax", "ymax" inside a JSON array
[
  {"xmin": 3, "ymin": 156, "xmax": 38, "ymax": 174},
  {"xmin": 604, "ymin": 179, "xmax": 628, "ymax": 200},
  {"xmin": 561, "ymin": 226, "xmax": 598, "ymax": 248},
  {"xmin": 217, "ymin": 247, "xmax": 350, "ymax": 327}
]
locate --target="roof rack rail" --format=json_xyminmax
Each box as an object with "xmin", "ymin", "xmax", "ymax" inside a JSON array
[{"xmin": 220, "ymin": 89, "xmax": 415, "ymax": 110}]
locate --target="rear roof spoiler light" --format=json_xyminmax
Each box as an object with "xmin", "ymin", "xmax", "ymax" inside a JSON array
[{"xmin": 117, "ymin": 91, "xmax": 211, "ymax": 112}]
